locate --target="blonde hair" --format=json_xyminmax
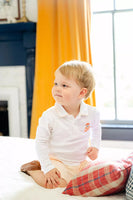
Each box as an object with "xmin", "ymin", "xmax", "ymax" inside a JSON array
[{"xmin": 55, "ymin": 60, "xmax": 95, "ymax": 99}]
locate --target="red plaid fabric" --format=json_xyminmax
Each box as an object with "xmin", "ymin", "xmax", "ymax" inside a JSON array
[{"xmin": 63, "ymin": 153, "xmax": 133, "ymax": 197}]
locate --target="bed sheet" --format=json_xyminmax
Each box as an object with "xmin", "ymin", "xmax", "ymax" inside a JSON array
[{"xmin": 0, "ymin": 136, "xmax": 132, "ymax": 200}]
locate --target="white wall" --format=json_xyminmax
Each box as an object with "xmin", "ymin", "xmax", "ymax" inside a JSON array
[
  {"xmin": 0, "ymin": 0, "xmax": 38, "ymax": 23},
  {"xmin": 25, "ymin": 0, "xmax": 38, "ymax": 22}
]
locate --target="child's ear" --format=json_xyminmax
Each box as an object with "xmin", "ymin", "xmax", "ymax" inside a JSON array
[{"xmin": 79, "ymin": 88, "xmax": 87, "ymax": 98}]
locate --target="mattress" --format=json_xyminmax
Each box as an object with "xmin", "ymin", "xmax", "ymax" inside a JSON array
[{"xmin": 0, "ymin": 136, "xmax": 132, "ymax": 200}]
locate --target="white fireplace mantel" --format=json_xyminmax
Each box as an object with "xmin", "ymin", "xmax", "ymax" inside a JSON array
[
  {"xmin": 0, "ymin": 66, "xmax": 28, "ymax": 138},
  {"xmin": 0, "ymin": 87, "xmax": 21, "ymax": 137}
]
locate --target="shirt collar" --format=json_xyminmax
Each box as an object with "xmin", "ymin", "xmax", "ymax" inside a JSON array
[
  {"xmin": 55, "ymin": 103, "xmax": 69, "ymax": 117},
  {"xmin": 55, "ymin": 101, "xmax": 88, "ymax": 118},
  {"xmin": 78, "ymin": 100, "xmax": 89, "ymax": 117}
]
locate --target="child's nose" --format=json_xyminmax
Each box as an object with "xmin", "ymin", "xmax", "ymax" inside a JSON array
[{"xmin": 55, "ymin": 85, "xmax": 61, "ymax": 91}]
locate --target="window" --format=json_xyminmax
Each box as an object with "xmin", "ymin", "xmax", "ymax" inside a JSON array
[{"xmin": 91, "ymin": 0, "xmax": 133, "ymax": 126}]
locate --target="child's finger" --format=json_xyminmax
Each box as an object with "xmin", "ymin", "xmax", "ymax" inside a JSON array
[
  {"xmin": 50, "ymin": 177, "xmax": 58, "ymax": 187},
  {"xmin": 87, "ymin": 147, "xmax": 92, "ymax": 153},
  {"xmin": 55, "ymin": 169, "xmax": 61, "ymax": 178},
  {"xmin": 47, "ymin": 178, "xmax": 54, "ymax": 189},
  {"xmin": 53, "ymin": 174, "xmax": 60, "ymax": 185}
]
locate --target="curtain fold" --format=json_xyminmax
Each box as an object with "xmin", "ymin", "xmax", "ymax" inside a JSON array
[{"xmin": 30, "ymin": 0, "xmax": 95, "ymax": 139}]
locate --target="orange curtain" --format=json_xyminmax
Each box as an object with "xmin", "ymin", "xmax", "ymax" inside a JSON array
[{"xmin": 30, "ymin": 0, "xmax": 95, "ymax": 139}]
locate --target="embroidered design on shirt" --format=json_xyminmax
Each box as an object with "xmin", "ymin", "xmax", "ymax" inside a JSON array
[{"xmin": 84, "ymin": 123, "xmax": 91, "ymax": 132}]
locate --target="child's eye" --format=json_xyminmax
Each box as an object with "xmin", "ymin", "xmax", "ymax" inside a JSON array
[
  {"xmin": 54, "ymin": 82, "xmax": 58, "ymax": 86},
  {"xmin": 62, "ymin": 84, "xmax": 68, "ymax": 88}
]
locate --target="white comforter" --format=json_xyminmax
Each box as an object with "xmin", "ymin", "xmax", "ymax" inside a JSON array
[{"xmin": 0, "ymin": 136, "xmax": 132, "ymax": 200}]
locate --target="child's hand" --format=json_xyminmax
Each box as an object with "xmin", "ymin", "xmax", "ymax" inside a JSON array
[
  {"xmin": 44, "ymin": 168, "xmax": 61, "ymax": 189},
  {"xmin": 87, "ymin": 147, "xmax": 99, "ymax": 160}
]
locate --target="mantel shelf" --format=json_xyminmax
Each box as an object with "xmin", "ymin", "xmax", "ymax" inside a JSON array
[{"xmin": 0, "ymin": 22, "xmax": 36, "ymax": 33}]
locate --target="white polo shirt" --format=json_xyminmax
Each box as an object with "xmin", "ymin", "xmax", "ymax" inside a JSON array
[{"xmin": 35, "ymin": 101, "xmax": 101, "ymax": 174}]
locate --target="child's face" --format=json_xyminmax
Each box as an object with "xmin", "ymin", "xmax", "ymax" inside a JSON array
[{"xmin": 52, "ymin": 71, "xmax": 82, "ymax": 107}]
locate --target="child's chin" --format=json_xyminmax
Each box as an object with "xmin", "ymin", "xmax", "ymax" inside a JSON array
[{"xmin": 55, "ymin": 99, "xmax": 63, "ymax": 104}]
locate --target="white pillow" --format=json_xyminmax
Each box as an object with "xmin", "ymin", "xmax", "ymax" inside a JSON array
[{"xmin": 126, "ymin": 165, "xmax": 133, "ymax": 200}]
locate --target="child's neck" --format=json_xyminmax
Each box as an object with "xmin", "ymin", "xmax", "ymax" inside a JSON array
[{"xmin": 62, "ymin": 103, "xmax": 81, "ymax": 118}]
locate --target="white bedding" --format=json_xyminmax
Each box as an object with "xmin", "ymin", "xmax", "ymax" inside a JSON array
[{"xmin": 0, "ymin": 136, "xmax": 133, "ymax": 200}]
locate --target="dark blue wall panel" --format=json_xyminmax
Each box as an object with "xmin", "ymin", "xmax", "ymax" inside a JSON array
[{"xmin": 0, "ymin": 41, "xmax": 25, "ymax": 65}]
